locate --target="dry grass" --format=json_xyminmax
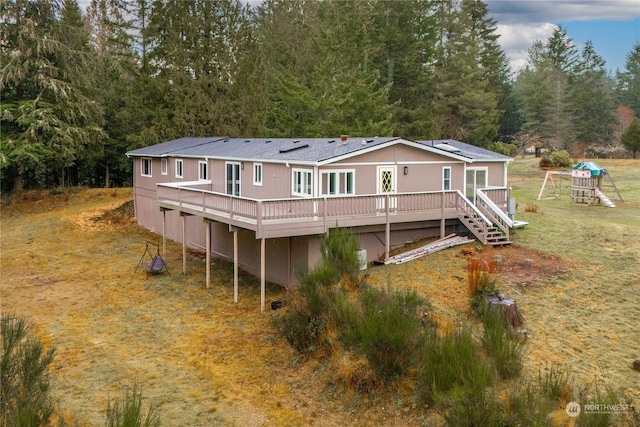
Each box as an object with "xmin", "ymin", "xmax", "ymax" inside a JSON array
[{"xmin": 2, "ymin": 157, "xmax": 639, "ymax": 426}]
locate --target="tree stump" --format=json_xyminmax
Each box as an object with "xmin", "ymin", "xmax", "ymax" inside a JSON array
[
  {"xmin": 485, "ymin": 293, "xmax": 525, "ymax": 329},
  {"xmin": 633, "ymin": 359, "xmax": 640, "ymax": 372}
]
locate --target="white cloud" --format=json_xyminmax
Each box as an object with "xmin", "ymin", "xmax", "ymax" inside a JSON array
[
  {"xmin": 495, "ymin": 22, "xmax": 557, "ymax": 72},
  {"xmin": 486, "ymin": 0, "xmax": 640, "ymax": 24}
]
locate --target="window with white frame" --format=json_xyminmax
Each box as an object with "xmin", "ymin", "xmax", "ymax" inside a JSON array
[
  {"xmin": 292, "ymin": 168, "xmax": 313, "ymax": 196},
  {"xmin": 141, "ymin": 158, "xmax": 152, "ymax": 177},
  {"xmin": 198, "ymin": 161, "xmax": 208, "ymax": 180},
  {"xmin": 161, "ymin": 159, "xmax": 167, "ymax": 175},
  {"xmin": 253, "ymin": 163, "xmax": 263, "ymax": 186},
  {"xmin": 175, "ymin": 159, "xmax": 183, "ymax": 179},
  {"xmin": 320, "ymin": 170, "xmax": 354, "ymax": 195},
  {"xmin": 443, "ymin": 167, "xmax": 451, "ymax": 191}
]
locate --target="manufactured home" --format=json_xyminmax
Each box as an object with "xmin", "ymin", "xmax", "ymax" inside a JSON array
[{"xmin": 126, "ymin": 136, "xmax": 526, "ymax": 311}]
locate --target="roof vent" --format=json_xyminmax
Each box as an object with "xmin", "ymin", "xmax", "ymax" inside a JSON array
[
  {"xmin": 366, "ymin": 139, "xmax": 374, "ymax": 143},
  {"xmin": 328, "ymin": 139, "xmax": 335, "ymax": 143},
  {"xmin": 340, "ymin": 134, "xmax": 348, "ymax": 142},
  {"xmin": 265, "ymin": 140, "xmax": 271, "ymax": 143},
  {"xmin": 244, "ymin": 139, "xmax": 251, "ymax": 143}
]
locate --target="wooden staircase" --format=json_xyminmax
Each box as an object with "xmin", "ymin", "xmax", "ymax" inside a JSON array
[
  {"xmin": 456, "ymin": 191, "xmax": 511, "ymax": 246},
  {"xmin": 458, "ymin": 209, "xmax": 511, "ymax": 246}
]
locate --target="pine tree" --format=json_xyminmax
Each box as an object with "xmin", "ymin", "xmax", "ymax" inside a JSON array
[
  {"xmin": 0, "ymin": 0, "xmax": 105, "ymax": 191},
  {"xmin": 620, "ymin": 118, "xmax": 640, "ymax": 159},
  {"xmin": 514, "ymin": 26, "xmax": 580, "ymax": 150},
  {"xmin": 615, "ymin": 42, "xmax": 640, "ymax": 114},
  {"xmin": 570, "ymin": 40, "xmax": 617, "ymax": 145},
  {"xmin": 432, "ymin": 0, "xmax": 501, "ymax": 146}
]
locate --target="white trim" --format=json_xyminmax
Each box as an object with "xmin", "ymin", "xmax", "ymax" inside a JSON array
[
  {"xmin": 376, "ymin": 165, "xmax": 397, "ymax": 194},
  {"xmin": 141, "ymin": 158, "xmax": 152, "ymax": 177},
  {"xmin": 198, "ymin": 160, "xmax": 208, "ymax": 181},
  {"xmin": 442, "ymin": 166, "xmax": 451, "ymax": 191},
  {"xmin": 291, "ymin": 168, "xmax": 313, "ymax": 197},
  {"xmin": 253, "ymin": 162, "xmax": 263, "ymax": 186},
  {"xmin": 320, "ymin": 169, "xmax": 355, "ymax": 196},
  {"xmin": 175, "ymin": 159, "xmax": 183, "ymax": 179},
  {"xmin": 225, "ymin": 161, "xmax": 242, "ymax": 196}
]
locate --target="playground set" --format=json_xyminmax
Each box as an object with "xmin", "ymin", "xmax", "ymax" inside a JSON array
[{"xmin": 537, "ymin": 161, "xmax": 623, "ymax": 207}]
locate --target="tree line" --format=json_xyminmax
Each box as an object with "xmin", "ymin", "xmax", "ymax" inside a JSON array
[{"xmin": 2, "ymin": 0, "xmax": 639, "ymax": 192}]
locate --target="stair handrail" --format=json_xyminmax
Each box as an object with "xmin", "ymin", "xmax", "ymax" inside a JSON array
[
  {"xmin": 455, "ymin": 191, "xmax": 493, "ymax": 226},
  {"xmin": 476, "ymin": 189, "xmax": 514, "ymax": 230}
]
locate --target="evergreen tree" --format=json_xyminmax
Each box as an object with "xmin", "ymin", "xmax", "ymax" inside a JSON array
[
  {"xmin": 0, "ymin": 0, "xmax": 105, "ymax": 191},
  {"xmin": 257, "ymin": 0, "xmax": 392, "ymax": 137},
  {"xmin": 570, "ymin": 40, "xmax": 617, "ymax": 145},
  {"xmin": 620, "ymin": 118, "xmax": 640, "ymax": 159},
  {"xmin": 432, "ymin": 0, "xmax": 502, "ymax": 146},
  {"xmin": 514, "ymin": 26, "xmax": 579, "ymax": 149},
  {"xmin": 615, "ymin": 42, "xmax": 640, "ymax": 114},
  {"xmin": 145, "ymin": 0, "xmax": 258, "ymax": 137}
]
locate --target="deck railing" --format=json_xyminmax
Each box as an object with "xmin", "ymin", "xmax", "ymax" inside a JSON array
[{"xmin": 156, "ymin": 182, "xmax": 509, "ymax": 236}]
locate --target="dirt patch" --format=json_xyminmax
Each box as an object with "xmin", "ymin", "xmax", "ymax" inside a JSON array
[{"xmin": 468, "ymin": 244, "xmax": 575, "ymax": 287}]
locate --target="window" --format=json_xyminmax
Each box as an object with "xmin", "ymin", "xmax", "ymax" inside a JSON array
[
  {"xmin": 141, "ymin": 158, "xmax": 152, "ymax": 177},
  {"xmin": 226, "ymin": 162, "xmax": 241, "ymax": 196},
  {"xmin": 198, "ymin": 161, "xmax": 208, "ymax": 180},
  {"xmin": 175, "ymin": 159, "xmax": 183, "ymax": 179},
  {"xmin": 292, "ymin": 169, "xmax": 313, "ymax": 197},
  {"xmin": 161, "ymin": 159, "xmax": 167, "ymax": 175},
  {"xmin": 253, "ymin": 163, "xmax": 263, "ymax": 186},
  {"xmin": 443, "ymin": 167, "xmax": 451, "ymax": 191},
  {"xmin": 320, "ymin": 171, "xmax": 354, "ymax": 195}
]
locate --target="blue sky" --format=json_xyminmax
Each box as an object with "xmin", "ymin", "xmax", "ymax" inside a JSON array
[{"xmin": 485, "ymin": 0, "xmax": 640, "ymax": 73}]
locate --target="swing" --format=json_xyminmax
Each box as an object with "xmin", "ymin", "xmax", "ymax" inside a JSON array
[{"xmin": 135, "ymin": 242, "xmax": 170, "ymax": 276}]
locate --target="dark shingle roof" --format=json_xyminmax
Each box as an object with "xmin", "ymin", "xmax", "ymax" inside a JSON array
[
  {"xmin": 125, "ymin": 137, "xmax": 227, "ymax": 157},
  {"xmin": 126, "ymin": 136, "xmax": 511, "ymax": 164},
  {"xmin": 416, "ymin": 140, "xmax": 512, "ymax": 162}
]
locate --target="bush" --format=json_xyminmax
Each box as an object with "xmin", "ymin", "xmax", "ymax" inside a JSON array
[
  {"xmin": 489, "ymin": 141, "xmax": 518, "ymax": 157},
  {"xmin": 1, "ymin": 314, "xmax": 56, "ymax": 426},
  {"xmin": 418, "ymin": 326, "xmax": 494, "ymax": 405},
  {"xmin": 466, "ymin": 258, "xmax": 498, "ymax": 312},
  {"xmin": 539, "ymin": 156, "xmax": 553, "ymax": 168},
  {"xmin": 481, "ymin": 305, "xmax": 524, "ymax": 380},
  {"xmin": 105, "ymin": 382, "xmax": 160, "ymax": 427},
  {"xmin": 549, "ymin": 150, "xmax": 572, "ymax": 168},
  {"xmin": 355, "ymin": 284, "xmax": 427, "ymax": 382}
]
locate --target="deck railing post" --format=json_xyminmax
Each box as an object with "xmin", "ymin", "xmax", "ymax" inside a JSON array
[
  {"xmin": 440, "ymin": 191, "xmax": 445, "ymax": 238},
  {"xmin": 256, "ymin": 200, "xmax": 263, "ymax": 238},
  {"xmin": 385, "ymin": 194, "xmax": 390, "ymax": 260}
]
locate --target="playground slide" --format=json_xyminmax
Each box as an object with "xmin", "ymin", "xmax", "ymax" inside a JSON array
[{"xmin": 594, "ymin": 188, "xmax": 616, "ymax": 208}]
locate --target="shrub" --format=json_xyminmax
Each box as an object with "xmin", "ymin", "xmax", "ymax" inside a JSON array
[
  {"xmin": 489, "ymin": 141, "xmax": 518, "ymax": 157},
  {"xmin": 503, "ymin": 379, "xmax": 556, "ymax": 427},
  {"xmin": 549, "ymin": 150, "xmax": 572, "ymax": 168},
  {"xmin": 524, "ymin": 203, "xmax": 539, "ymax": 213},
  {"xmin": 355, "ymin": 284, "xmax": 427, "ymax": 382},
  {"xmin": 418, "ymin": 326, "xmax": 494, "ymax": 405},
  {"xmin": 538, "ymin": 364, "xmax": 572, "ymax": 405},
  {"xmin": 539, "ymin": 156, "xmax": 553, "ymax": 168},
  {"xmin": 481, "ymin": 305, "xmax": 524, "ymax": 380},
  {"xmin": 320, "ymin": 227, "xmax": 362, "ymax": 284},
  {"xmin": 466, "ymin": 258, "xmax": 498, "ymax": 312},
  {"xmin": 276, "ymin": 228, "xmax": 363, "ymax": 356},
  {"xmin": 105, "ymin": 382, "xmax": 160, "ymax": 427},
  {"xmin": 0, "ymin": 314, "xmax": 56, "ymax": 426}
]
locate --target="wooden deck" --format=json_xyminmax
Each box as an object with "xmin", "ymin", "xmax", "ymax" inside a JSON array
[{"xmin": 156, "ymin": 183, "xmax": 515, "ymax": 243}]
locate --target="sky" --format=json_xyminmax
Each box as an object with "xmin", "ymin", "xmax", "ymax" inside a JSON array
[{"xmin": 485, "ymin": 0, "xmax": 640, "ymax": 74}]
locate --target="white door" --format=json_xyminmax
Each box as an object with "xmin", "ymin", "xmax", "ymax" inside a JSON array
[
  {"xmin": 377, "ymin": 166, "xmax": 397, "ymax": 210},
  {"xmin": 226, "ymin": 162, "xmax": 241, "ymax": 196},
  {"xmin": 465, "ymin": 168, "xmax": 487, "ymax": 203}
]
